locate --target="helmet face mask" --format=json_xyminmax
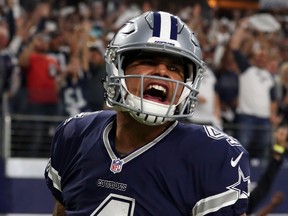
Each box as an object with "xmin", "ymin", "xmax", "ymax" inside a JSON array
[{"xmin": 104, "ymin": 11, "xmax": 206, "ymax": 125}]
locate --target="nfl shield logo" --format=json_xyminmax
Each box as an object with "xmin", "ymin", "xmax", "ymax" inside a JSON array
[{"xmin": 110, "ymin": 159, "xmax": 124, "ymax": 174}]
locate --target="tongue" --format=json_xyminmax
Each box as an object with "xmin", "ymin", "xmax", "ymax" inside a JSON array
[{"xmin": 144, "ymin": 95, "xmax": 163, "ymax": 103}]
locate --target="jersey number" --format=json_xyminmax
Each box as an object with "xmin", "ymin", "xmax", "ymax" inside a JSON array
[
  {"xmin": 90, "ymin": 194, "xmax": 135, "ymax": 216},
  {"xmin": 204, "ymin": 125, "xmax": 240, "ymax": 146}
]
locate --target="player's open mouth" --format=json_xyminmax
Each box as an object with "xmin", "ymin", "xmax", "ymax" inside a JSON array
[{"xmin": 143, "ymin": 84, "xmax": 168, "ymax": 103}]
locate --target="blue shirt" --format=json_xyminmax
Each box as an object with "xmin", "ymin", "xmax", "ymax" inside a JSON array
[{"xmin": 45, "ymin": 110, "xmax": 250, "ymax": 215}]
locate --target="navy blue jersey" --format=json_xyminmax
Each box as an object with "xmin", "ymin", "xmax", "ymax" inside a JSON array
[{"xmin": 45, "ymin": 110, "xmax": 250, "ymax": 215}]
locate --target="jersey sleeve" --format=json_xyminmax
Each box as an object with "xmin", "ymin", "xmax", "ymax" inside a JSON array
[
  {"xmin": 192, "ymin": 126, "xmax": 250, "ymax": 215},
  {"xmin": 44, "ymin": 111, "xmax": 102, "ymax": 204},
  {"xmin": 44, "ymin": 120, "xmax": 69, "ymax": 204}
]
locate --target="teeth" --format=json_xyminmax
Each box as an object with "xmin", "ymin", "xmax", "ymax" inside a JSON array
[{"xmin": 147, "ymin": 84, "xmax": 167, "ymax": 94}]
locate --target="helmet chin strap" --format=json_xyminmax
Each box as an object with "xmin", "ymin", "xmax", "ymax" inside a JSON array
[
  {"xmin": 176, "ymin": 81, "xmax": 192, "ymax": 105},
  {"xmin": 121, "ymin": 76, "xmax": 185, "ymax": 125},
  {"xmin": 126, "ymin": 94, "xmax": 176, "ymax": 125}
]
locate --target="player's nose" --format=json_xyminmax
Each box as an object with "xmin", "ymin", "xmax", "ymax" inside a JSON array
[{"xmin": 153, "ymin": 62, "xmax": 170, "ymax": 78}]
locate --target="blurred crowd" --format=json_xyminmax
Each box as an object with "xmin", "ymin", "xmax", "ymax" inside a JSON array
[{"xmin": 1, "ymin": 0, "xmax": 288, "ymax": 161}]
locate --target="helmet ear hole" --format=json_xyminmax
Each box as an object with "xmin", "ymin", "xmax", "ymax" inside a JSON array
[{"xmin": 183, "ymin": 60, "xmax": 196, "ymax": 82}]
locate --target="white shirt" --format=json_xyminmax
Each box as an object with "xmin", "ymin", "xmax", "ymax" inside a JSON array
[
  {"xmin": 192, "ymin": 68, "xmax": 216, "ymax": 123},
  {"xmin": 237, "ymin": 66, "xmax": 274, "ymax": 118}
]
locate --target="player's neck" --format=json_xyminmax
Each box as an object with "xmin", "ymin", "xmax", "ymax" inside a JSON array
[{"xmin": 115, "ymin": 112, "xmax": 173, "ymax": 155}]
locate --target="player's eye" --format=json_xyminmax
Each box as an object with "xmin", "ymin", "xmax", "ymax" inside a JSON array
[{"xmin": 167, "ymin": 64, "xmax": 181, "ymax": 72}]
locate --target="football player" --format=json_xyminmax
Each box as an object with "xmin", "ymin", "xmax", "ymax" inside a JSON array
[{"xmin": 45, "ymin": 11, "xmax": 250, "ymax": 215}]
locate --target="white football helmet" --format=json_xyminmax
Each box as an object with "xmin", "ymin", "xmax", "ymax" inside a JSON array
[{"xmin": 104, "ymin": 11, "xmax": 206, "ymax": 125}]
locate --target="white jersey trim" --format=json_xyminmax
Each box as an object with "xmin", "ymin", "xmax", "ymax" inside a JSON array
[
  {"xmin": 47, "ymin": 161, "xmax": 62, "ymax": 192},
  {"xmin": 103, "ymin": 121, "xmax": 178, "ymax": 164},
  {"xmin": 192, "ymin": 189, "xmax": 239, "ymax": 216}
]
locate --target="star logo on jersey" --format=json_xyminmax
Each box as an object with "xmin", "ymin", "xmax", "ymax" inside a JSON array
[
  {"xmin": 110, "ymin": 159, "xmax": 124, "ymax": 174},
  {"xmin": 227, "ymin": 167, "xmax": 250, "ymax": 198}
]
